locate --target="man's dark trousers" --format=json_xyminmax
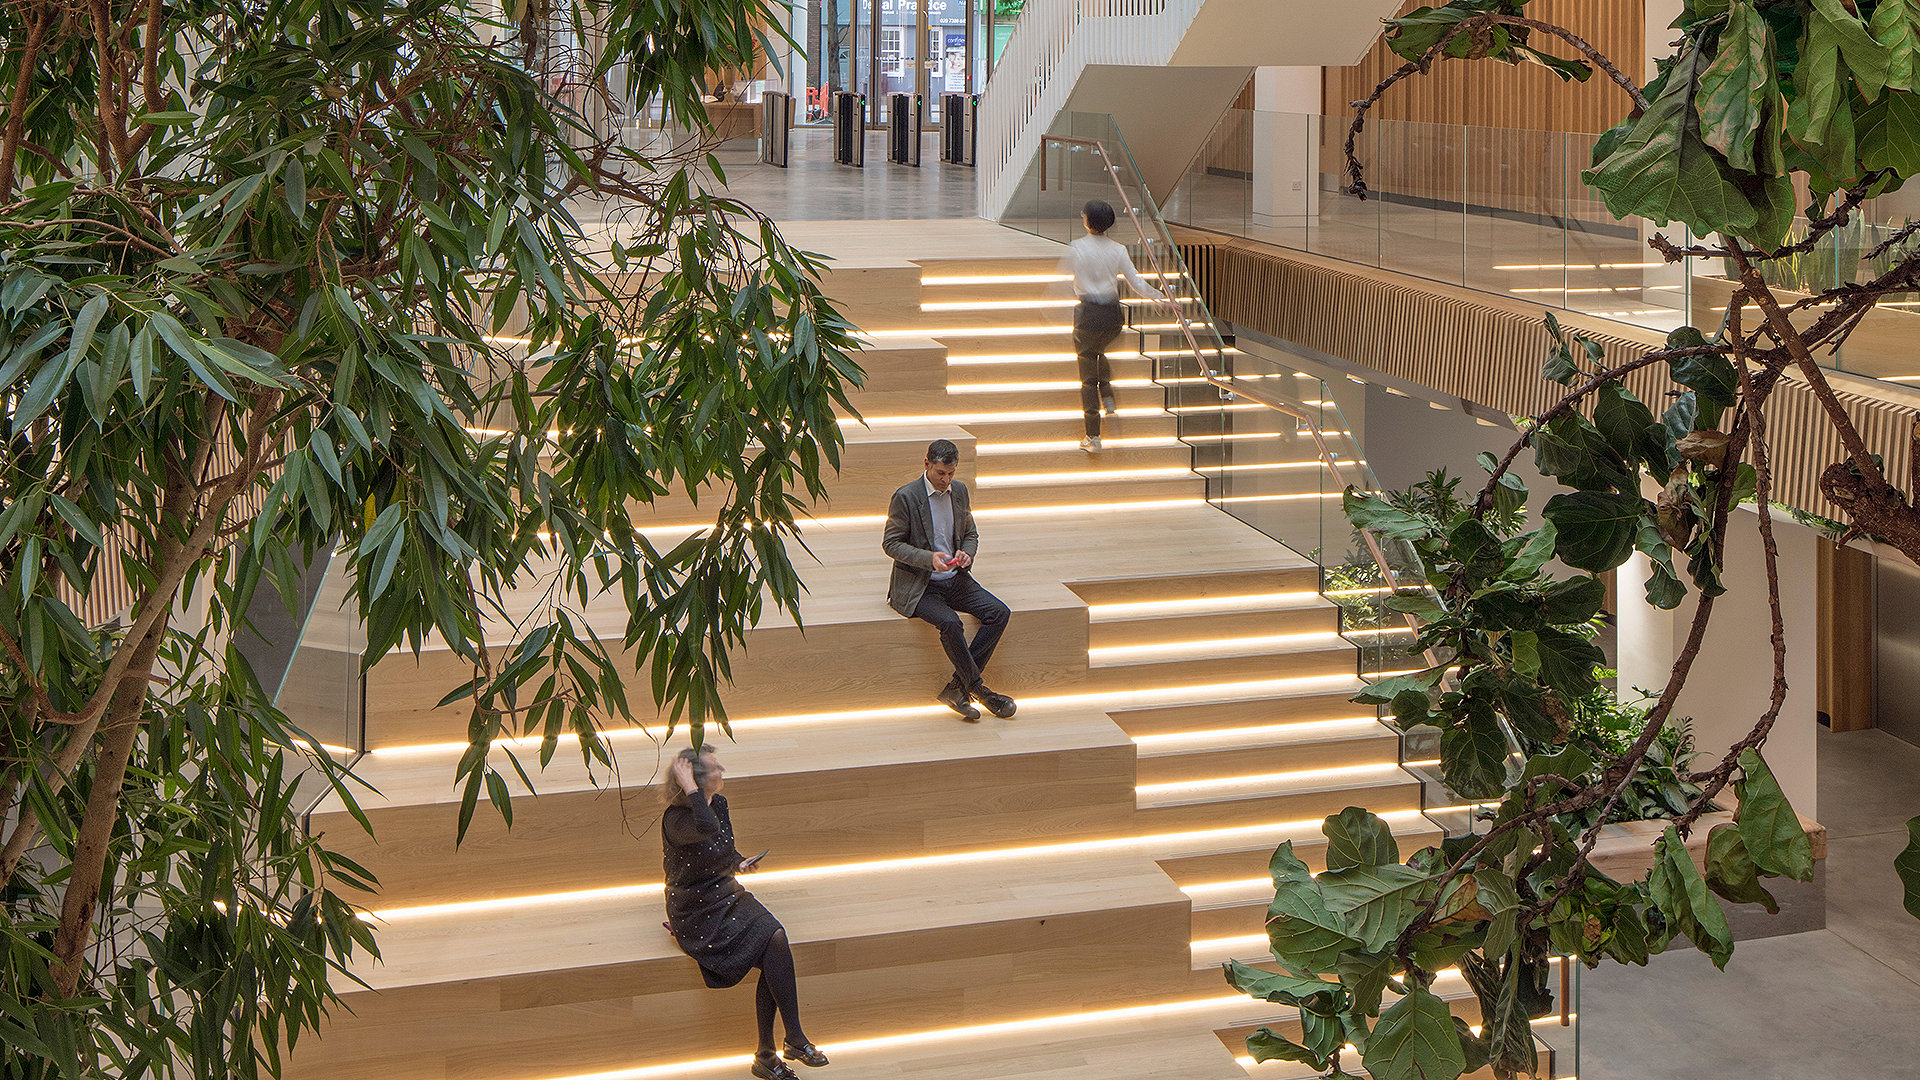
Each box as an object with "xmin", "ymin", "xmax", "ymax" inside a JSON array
[{"xmin": 910, "ymin": 574, "xmax": 1009, "ymax": 692}]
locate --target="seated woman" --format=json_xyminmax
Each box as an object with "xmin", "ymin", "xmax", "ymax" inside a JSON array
[{"xmin": 663, "ymin": 747, "xmax": 829, "ymax": 1080}]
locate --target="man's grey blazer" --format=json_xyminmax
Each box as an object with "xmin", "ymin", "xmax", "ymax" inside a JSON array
[{"xmin": 882, "ymin": 477, "xmax": 980, "ymax": 617}]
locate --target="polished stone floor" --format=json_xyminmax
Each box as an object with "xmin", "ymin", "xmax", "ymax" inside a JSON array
[{"xmin": 1580, "ymin": 727, "xmax": 1920, "ymax": 1080}]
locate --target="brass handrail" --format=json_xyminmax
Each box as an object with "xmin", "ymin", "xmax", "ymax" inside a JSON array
[{"xmin": 1039, "ymin": 133, "xmax": 1429, "ymax": 648}]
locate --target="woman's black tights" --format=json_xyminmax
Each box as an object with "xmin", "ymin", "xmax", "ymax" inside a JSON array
[{"xmin": 755, "ymin": 929, "xmax": 808, "ymax": 1053}]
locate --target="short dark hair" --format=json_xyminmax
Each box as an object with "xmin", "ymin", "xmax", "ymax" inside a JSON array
[
  {"xmin": 1083, "ymin": 200, "xmax": 1116, "ymax": 234},
  {"xmin": 926, "ymin": 439, "xmax": 959, "ymax": 466}
]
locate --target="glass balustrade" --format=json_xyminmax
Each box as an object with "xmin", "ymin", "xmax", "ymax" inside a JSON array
[{"xmin": 1166, "ymin": 107, "xmax": 1920, "ymax": 387}]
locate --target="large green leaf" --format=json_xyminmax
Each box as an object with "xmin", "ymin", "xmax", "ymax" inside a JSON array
[
  {"xmin": 1698, "ymin": 2, "xmax": 1781, "ymax": 173},
  {"xmin": 1735, "ymin": 749, "xmax": 1815, "ymax": 881},
  {"xmin": 1543, "ymin": 491, "xmax": 1646, "ymax": 573},
  {"xmin": 1270, "ymin": 878, "xmax": 1369, "ymax": 969},
  {"xmin": 1896, "ymin": 816, "xmax": 1920, "ymax": 920},
  {"xmin": 1247, "ymin": 1026, "xmax": 1335, "ymax": 1070},
  {"xmin": 1856, "ymin": 89, "xmax": 1920, "ymax": 175},
  {"xmin": 1336, "ymin": 950, "xmax": 1394, "ymax": 1016},
  {"xmin": 1361, "ymin": 986, "xmax": 1468, "ymax": 1080},
  {"xmin": 1226, "ymin": 959, "xmax": 1340, "ymax": 1008},
  {"xmin": 1705, "ymin": 823, "xmax": 1780, "ymax": 913},
  {"xmin": 1440, "ymin": 718, "xmax": 1510, "ymax": 800},
  {"xmin": 1531, "ymin": 626, "xmax": 1606, "ymax": 698},
  {"xmin": 1788, "ymin": 9, "xmax": 1863, "ymax": 178},
  {"xmin": 1318, "ymin": 863, "xmax": 1441, "ymax": 952},
  {"xmin": 1873, "ymin": 0, "xmax": 1920, "ymax": 91},
  {"xmin": 1649, "ymin": 825, "xmax": 1736, "ymax": 968},
  {"xmin": 1583, "ymin": 43, "xmax": 1762, "ymax": 246},
  {"xmin": 1346, "ymin": 488, "xmax": 1436, "ymax": 541},
  {"xmin": 1593, "ymin": 382, "xmax": 1673, "ymax": 474},
  {"xmin": 1814, "ymin": 0, "xmax": 1891, "ymax": 99},
  {"xmin": 1326, "ymin": 807, "xmax": 1403, "ymax": 871}
]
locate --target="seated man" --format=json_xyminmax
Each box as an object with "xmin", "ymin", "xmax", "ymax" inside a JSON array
[{"xmin": 882, "ymin": 440, "xmax": 1017, "ymax": 722}]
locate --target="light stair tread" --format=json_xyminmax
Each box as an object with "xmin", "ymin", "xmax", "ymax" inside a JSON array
[
  {"xmin": 1090, "ymin": 632, "xmax": 1354, "ymax": 669},
  {"xmin": 315, "ymin": 705, "xmax": 1130, "ymax": 813},
  {"xmin": 1132, "ymin": 718, "xmax": 1397, "ymax": 761},
  {"xmin": 1137, "ymin": 767, "xmax": 1420, "ymax": 813},
  {"xmin": 346, "ymin": 850, "xmax": 1182, "ymax": 993}
]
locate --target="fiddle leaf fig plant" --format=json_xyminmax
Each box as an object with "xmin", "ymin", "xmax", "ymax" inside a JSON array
[{"xmin": 1239, "ymin": 2, "xmax": 1920, "ymax": 1074}]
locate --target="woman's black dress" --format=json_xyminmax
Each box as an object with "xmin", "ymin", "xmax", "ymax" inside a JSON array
[{"xmin": 662, "ymin": 790, "xmax": 782, "ymax": 988}]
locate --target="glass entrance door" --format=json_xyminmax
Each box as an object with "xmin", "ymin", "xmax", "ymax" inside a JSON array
[
  {"xmin": 801, "ymin": 0, "xmax": 869, "ymax": 125},
  {"xmin": 797, "ymin": 0, "xmax": 977, "ymax": 128}
]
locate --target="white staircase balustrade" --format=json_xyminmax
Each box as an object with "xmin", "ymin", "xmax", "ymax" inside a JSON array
[{"xmin": 977, "ymin": 0, "xmax": 1403, "ymax": 221}]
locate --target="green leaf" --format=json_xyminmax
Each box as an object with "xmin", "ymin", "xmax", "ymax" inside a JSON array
[
  {"xmin": 1705, "ymin": 823, "xmax": 1780, "ymax": 913},
  {"xmin": 1531, "ymin": 626, "xmax": 1606, "ymax": 697},
  {"xmin": 1593, "ymin": 382, "xmax": 1671, "ymax": 473},
  {"xmin": 1669, "ymin": 350, "xmax": 1739, "ymax": 412},
  {"xmin": 1324, "ymin": 806, "xmax": 1401, "ymax": 871},
  {"xmin": 1815, "ymin": 0, "xmax": 1891, "ymax": 99},
  {"xmin": 1856, "ymin": 89, "xmax": 1920, "ymax": 175},
  {"xmin": 1246, "ymin": 1026, "xmax": 1334, "ymax": 1070},
  {"xmin": 1345, "ymin": 488, "xmax": 1434, "ymax": 541},
  {"xmin": 1362, "ymin": 986, "xmax": 1468, "ymax": 1080},
  {"xmin": 1788, "ymin": 9, "xmax": 1863, "ymax": 178},
  {"xmin": 1735, "ymin": 749, "xmax": 1815, "ymax": 881},
  {"xmin": 1895, "ymin": 816, "xmax": 1920, "ymax": 920},
  {"xmin": 1335, "ymin": 949, "xmax": 1393, "ymax": 1016},
  {"xmin": 1583, "ymin": 44, "xmax": 1761, "ymax": 247},
  {"xmin": 1649, "ymin": 825, "xmax": 1736, "ymax": 968},
  {"xmin": 1697, "ymin": 2, "xmax": 1781, "ymax": 173},
  {"xmin": 1873, "ymin": 0, "xmax": 1920, "ymax": 91},
  {"xmin": 1543, "ymin": 490, "xmax": 1645, "ymax": 573},
  {"xmin": 1317, "ymin": 863, "xmax": 1439, "ymax": 952},
  {"xmin": 1441, "ymin": 718, "xmax": 1509, "ymax": 800},
  {"xmin": 1539, "ymin": 575, "xmax": 1607, "ymax": 625},
  {"xmin": 1225, "ymin": 960, "xmax": 1339, "ymax": 1008},
  {"xmin": 1269, "ymin": 878, "xmax": 1368, "ymax": 969}
]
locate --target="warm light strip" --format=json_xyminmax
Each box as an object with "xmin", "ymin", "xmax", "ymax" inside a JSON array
[
  {"xmin": 976, "ymin": 435, "xmax": 1186, "ymax": 453},
  {"xmin": 920, "ymin": 296, "xmax": 1195, "ymax": 311},
  {"xmin": 1130, "ymin": 716, "xmax": 1384, "ymax": 750},
  {"xmin": 946, "ymin": 351, "xmax": 1150, "ymax": 365},
  {"xmin": 919, "ymin": 273, "xmax": 1072, "ymax": 286},
  {"xmin": 950, "ymin": 377, "xmax": 1159, "ymax": 393},
  {"xmin": 1089, "ymin": 630, "xmax": 1347, "ymax": 663},
  {"xmin": 544, "ymin": 994, "xmax": 1257, "ymax": 1080},
  {"xmin": 366, "ymin": 807, "xmax": 1438, "ymax": 922},
  {"xmin": 364, "ymin": 672, "xmax": 1371, "ymax": 759},
  {"xmin": 1136, "ymin": 761, "xmax": 1405, "ymax": 799},
  {"xmin": 1086, "ymin": 590, "xmax": 1322, "ymax": 619},
  {"xmin": 844, "ymin": 406, "xmax": 1165, "ymax": 425},
  {"xmin": 1510, "ymin": 286, "xmax": 1649, "ymax": 295},
  {"xmin": 978, "ymin": 460, "xmax": 1320, "ymax": 487},
  {"xmin": 1213, "ymin": 492, "xmax": 1342, "ymax": 504},
  {"xmin": 859, "ymin": 322, "xmax": 1185, "ymax": 337},
  {"xmin": 1490, "ymin": 261, "xmax": 1663, "ymax": 270}
]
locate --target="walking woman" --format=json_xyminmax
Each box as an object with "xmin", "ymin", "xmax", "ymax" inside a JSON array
[
  {"xmin": 1067, "ymin": 199, "xmax": 1170, "ymax": 453},
  {"xmin": 663, "ymin": 747, "xmax": 829, "ymax": 1080}
]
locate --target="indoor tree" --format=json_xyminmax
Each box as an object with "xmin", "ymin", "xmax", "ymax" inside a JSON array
[
  {"xmin": 0, "ymin": 0, "xmax": 860, "ymax": 1075},
  {"xmin": 1228, "ymin": 1, "xmax": 1920, "ymax": 1077}
]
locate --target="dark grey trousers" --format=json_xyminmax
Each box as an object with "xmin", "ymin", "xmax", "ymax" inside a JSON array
[{"xmin": 1072, "ymin": 298, "xmax": 1124, "ymax": 437}]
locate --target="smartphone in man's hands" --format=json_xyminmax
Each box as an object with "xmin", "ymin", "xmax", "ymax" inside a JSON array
[{"xmin": 740, "ymin": 849, "xmax": 769, "ymax": 872}]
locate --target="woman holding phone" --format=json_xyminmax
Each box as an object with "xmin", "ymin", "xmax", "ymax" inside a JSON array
[{"xmin": 662, "ymin": 747, "xmax": 828, "ymax": 1080}]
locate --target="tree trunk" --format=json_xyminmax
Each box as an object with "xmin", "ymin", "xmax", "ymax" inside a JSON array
[{"xmin": 47, "ymin": 615, "xmax": 167, "ymax": 998}]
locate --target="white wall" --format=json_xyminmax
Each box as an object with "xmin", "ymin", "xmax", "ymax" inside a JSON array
[
  {"xmin": 1617, "ymin": 508, "xmax": 1819, "ymax": 819},
  {"xmin": 1252, "ymin": 66, "xmax": 1321, "ymax": 221}
]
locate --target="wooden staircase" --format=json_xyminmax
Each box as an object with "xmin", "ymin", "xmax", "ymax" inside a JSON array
[{"xmin": 282, "ymin": 245, "xmax": 1541, "ymax": 1080}]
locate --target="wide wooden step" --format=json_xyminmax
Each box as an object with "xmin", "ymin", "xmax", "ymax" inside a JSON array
[
  {"xmin": 1089, "ymin": 604, "xmax": 1338, "ymax": 649},
  {"xmin": 1134, "ymin": 721, "xmax": 1402, "ymax": 786},
  {"xmin": 1112, "ymin": 694, "xmax": 1375, "ymax": 738},
  {"xmin": 1136, "ymin": 769, "xmax": 1424, "ymax": 833},
  {"xmin": 316, "ymin": 705, "xmax": 1138, "ymax": 909},
  {"xmin": 284, "ymin": 853, "xmax": 1194, "ymax": 1080}
]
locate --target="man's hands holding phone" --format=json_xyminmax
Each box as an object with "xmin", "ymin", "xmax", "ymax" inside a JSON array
[
  {"xmin": 932, "ymin": 551, "xmax": 972, "ymax": 571},
  {"xmin": 739, "ymin": 849, "xmax": 769, "ymax": 872}
]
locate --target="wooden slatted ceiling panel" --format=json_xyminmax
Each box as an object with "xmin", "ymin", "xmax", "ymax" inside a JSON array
[
  {"xmin": 1181, "ymin": 239, "xmax": 1920, "ymax": 521},
  {"xmin": 1325, "ymin": 0, "xmax": 1644, "ymax": 133}
]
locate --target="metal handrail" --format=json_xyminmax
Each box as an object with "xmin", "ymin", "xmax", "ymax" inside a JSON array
[{"xmin": 1039, "ymin": 133, "xmax": 1428, "ymax": 643}]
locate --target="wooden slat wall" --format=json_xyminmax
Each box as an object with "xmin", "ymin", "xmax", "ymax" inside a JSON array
[
  {"xmin": 1323, "ymin": 0, "xmax": 1642, "ymax": 214},
  {"xmin": 1181, "ymin": 238, "xmax": 1920, "ymax": 522},
  {"xmin": 1326, "ymin": 0, "xmax": 1643, "ymax": 131}
]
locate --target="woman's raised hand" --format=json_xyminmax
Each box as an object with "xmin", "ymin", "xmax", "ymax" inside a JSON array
[{"xmin": 669, "ymin": 755, "xmax": 699, "ymax": 794}]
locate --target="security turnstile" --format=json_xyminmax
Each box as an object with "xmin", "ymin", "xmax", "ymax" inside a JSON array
[
  {"xmin": 759, "ymin": 91, "xmax": 793, "ymax": 168},
  {"xmin": 939, "ymin": 93, "xmax": 979, "ymax": 166},
  {"xmin": 833, "ymin": 92, "xmax": 865, "ymax": 166},
  {"xmin": 887, "ymin": 93, "xmax": 922, "ymax": 167}
]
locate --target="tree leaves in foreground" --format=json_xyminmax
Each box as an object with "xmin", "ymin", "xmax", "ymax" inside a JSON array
[{"xmin": 0, "ymin": 0, "xmax": 860, "ymax": 1075}]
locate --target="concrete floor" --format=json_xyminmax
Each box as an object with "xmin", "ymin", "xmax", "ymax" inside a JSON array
[{"xmin": 1579, "ymin": 727, "xmax": 1920, "ymax": 1080}]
